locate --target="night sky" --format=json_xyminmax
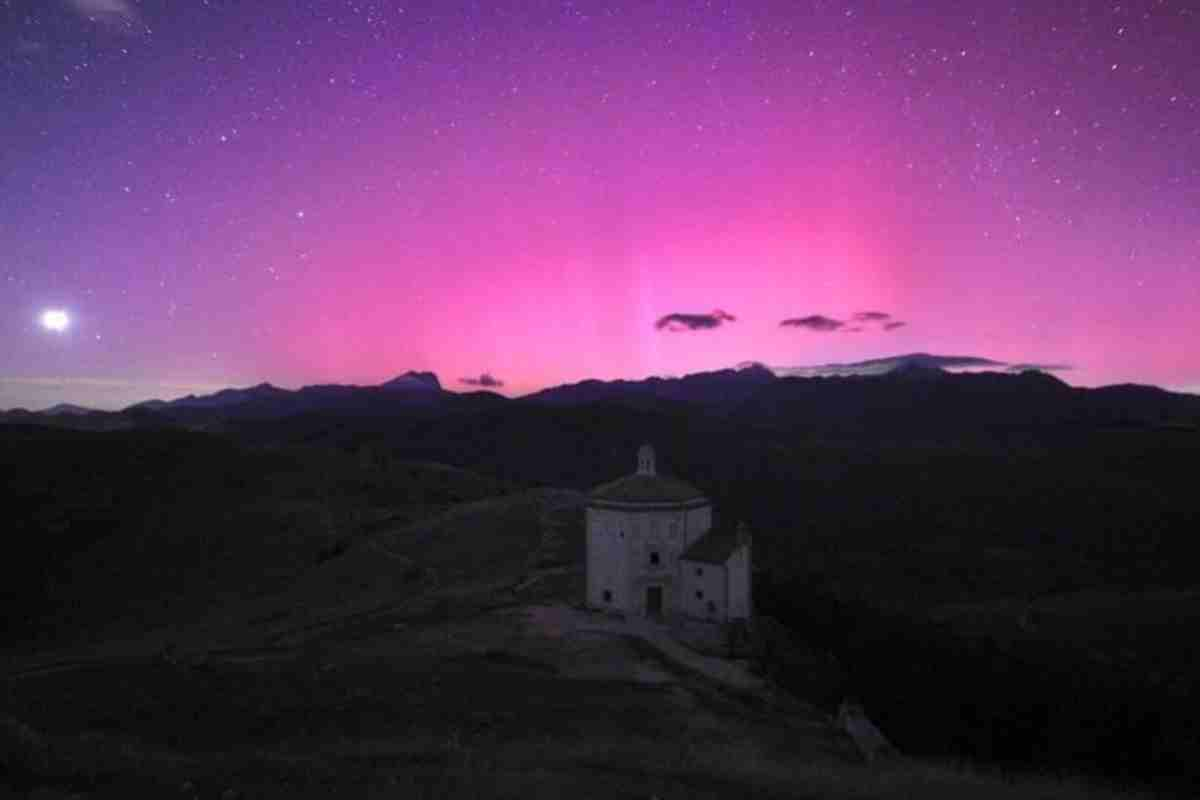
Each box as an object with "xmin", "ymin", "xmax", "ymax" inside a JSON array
[{"xmin": 3, "ymin": 1, "xmax": 1198, "ymax": 409}]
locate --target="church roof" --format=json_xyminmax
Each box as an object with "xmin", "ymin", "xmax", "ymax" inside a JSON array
[
  {"xmin": 588, "ymin": 444, "xmax": 707, "ymax": 506},
  {"xmin": 680, "ymin": 522, "xmax": 746, "ymax": 564},
  {"xmin": 588, "ymin": 473, "xmax": 707, "ymax": 505}
]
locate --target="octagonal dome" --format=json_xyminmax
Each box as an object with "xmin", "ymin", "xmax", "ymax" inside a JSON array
[{"xmin": 588, "ymin": 445, "xmax": 708, "ymax": 508}]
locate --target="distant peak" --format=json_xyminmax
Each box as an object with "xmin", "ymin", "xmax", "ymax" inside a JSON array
[
  {"xmin": 734, "ymin": 361, "xmax": 775, "ymax": 377},
  {"xmin": 380, "ymin": 371, "xmax": 442, "ymax": 391},
  {"xmin": 888, "ymin": 353, "xmax": 1001, "ymax": 370},
  {"xmin": 41, "ymin": 402, "xmax": 95, "ymax": 415},
  {"xmin": 774, "ymin": 352, "xmax": 1007, "ymax": 379},
  {"xmin": 1009, "ymin": 368, "xmax": 1071, "ymax": 389},
  {"xmin": 237, "ymin": 382, "xmax": 285, "ymax": 396}
]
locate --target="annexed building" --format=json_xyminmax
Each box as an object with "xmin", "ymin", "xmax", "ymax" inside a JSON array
[{"xmin": 585, "ymin": 444, "xmax": 751, "ymax": 622}]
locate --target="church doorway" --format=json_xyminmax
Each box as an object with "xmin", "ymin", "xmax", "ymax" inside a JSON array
[{"xmin": 646, "ymin": 585, "xmax": 663, "ymax": 618}]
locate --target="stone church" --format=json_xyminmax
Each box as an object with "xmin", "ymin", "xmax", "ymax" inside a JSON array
[{"xmin": 586, "ymin": 445, "xmax": 751, "ymax": 621}]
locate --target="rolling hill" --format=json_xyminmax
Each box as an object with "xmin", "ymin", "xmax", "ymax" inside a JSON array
[{"xmin": 4, "ymin": 363, "xmax": 1200, "ymax": 795}]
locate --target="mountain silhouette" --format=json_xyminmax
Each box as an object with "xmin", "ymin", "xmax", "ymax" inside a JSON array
[
  {"xmin": 522, "ymin": 362, "xmax": 776, "ymax": 411},
  {"xmin": 3, "ymin": 355, "xmax": 1197, "ymax": 436},
  {"xmin": 773, "ymin": 352, "xmax": 1007, "ymax": 378},
  {"xmin": 379, "ymin": 371, "xmax": 442, "ymax": 391},
  {"xmin": 40, "ymin": 403, "xmax": 98, "ymax": 415}
]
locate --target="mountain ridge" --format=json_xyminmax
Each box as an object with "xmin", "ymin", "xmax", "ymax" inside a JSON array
[{"xmin": 2, "ymin": 356, "xmax": 1197, "ymax": 433}]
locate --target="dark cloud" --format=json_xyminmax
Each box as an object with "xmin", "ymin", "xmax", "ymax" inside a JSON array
[
  {"xmin": 460, "ymin": 372, "xmax": 504, "ymax": 388},
  {"xmin": 853, "ymin": 311, "xmax": 892, "ymax": 322},
  {"xmin": 853, "ymin": 311, "xmax": 909, "ymax": 330},
  {"xmin": 782, "ymin": 312, "xmax": 908, "ymax": 332},
  {"xmin": 655, "ymin": 309, "xmax": 736, "ymax": 331},
  {"xmin": 780, "ymin": 315, "xmax": 845, "ymax": 332}
]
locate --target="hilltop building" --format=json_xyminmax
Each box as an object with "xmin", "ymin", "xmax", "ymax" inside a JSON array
[{"xmin": 586, "ymin": 445, "xmax": 751, "ymax": 622}]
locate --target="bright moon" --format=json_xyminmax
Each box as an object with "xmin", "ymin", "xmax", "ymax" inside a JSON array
[{"xmin": 40, "ymin": 309, "xmax": 70, "ymax": 333}]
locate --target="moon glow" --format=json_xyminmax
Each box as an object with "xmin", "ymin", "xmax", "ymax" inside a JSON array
[{"xmin": 40, "ymin": 309, "xmax": 71, "ymax": 333}]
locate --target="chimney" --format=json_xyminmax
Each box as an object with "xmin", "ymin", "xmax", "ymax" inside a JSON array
[{"xmin": 637, "ymin": 444, "xmax": 656, "ymax": 476}]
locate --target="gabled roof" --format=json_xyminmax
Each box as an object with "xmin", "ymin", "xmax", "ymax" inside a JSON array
[
  {"xmin": 680, "ymin": 522, "xmax": 746, "ymax": 564},
  {"xmin": 588, "ymin": 473, "xmax": 707, "ymax": 505}
]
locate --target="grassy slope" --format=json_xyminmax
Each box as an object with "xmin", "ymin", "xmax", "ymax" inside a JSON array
[
  {"xmin": 0, "ymin": 426, "xmax": 1162, "ymax": 798},
  {"xmin": 0, "ymin": 425, "xmax": 520, "ymax": 646}
]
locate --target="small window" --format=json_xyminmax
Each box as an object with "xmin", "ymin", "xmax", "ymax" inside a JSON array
[
  {"xmin": 695, "ymin": 590, "xmax": 704, "ymax": 600},
  {"xmin": 649, "ymin": 551, "xmax": 660, "ymax": 566},
  {"xmin": 695, "ymin": 567, "xmax": 703, "ymax": 577},
  {"xmin": 603, "ymin": 590, "xmax": 612, "ymax": 603},
  {"xmin": 706, "ymin": 601, "xmax": 717, "ymax": 615}
]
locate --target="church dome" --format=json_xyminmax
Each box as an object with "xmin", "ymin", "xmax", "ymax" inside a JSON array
[{"xmin": 588, "ymin": 445, "xmax": 708, "ymax": 507}]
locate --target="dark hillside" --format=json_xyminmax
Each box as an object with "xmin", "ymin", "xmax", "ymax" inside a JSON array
[
  {"xmin": 726, "ymin": 369, "xmax": 1199, "ymax": 436},
  {"xmin": 5, "ymin": 369, "xmax": 1200, "ymax": 792},
  {"xmin": 0, "ymin": 425, "xmax": 517, "ymax": 646},
  {"xmin": 198, "ymin": 376, "xmax": 1200, "ymax": 792}
]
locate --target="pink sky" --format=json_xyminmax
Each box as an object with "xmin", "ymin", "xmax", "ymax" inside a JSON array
[{"xmin": 3, "ymin": 1, "xmax": 1198, "ymax": 409}]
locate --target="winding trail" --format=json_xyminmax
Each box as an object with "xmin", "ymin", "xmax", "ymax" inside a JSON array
[{"xmin": 525, "ymin": 604, "xmax": 764, "ymax": 692}]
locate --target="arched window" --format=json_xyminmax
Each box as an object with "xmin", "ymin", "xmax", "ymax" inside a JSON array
[
  {"xmin": 649, "ymin": 551, "xmax": 660, "ymax": 566},
  {"xmin": 603, "ymin": 590, "xmax": 612, "ymax": 603}
]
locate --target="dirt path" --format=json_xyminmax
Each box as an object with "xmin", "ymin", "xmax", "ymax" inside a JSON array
[{"xmin": 525, "ymin": 604, "xmax": 765, "ymax": 692}]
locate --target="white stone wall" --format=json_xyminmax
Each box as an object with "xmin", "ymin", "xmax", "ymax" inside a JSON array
[
  {"xmin": 725, "ymin": 542, "xmax": 752, "ymax": 620},
  {"xmin": 586, "ymin": 507, "xmax": 630, "ymax": 611},
  {"xmin": 628, "ymin": 508, "xmax": 690, "ymax": 615},
  {"xmin": 587, "ymin": 502, "xmax": 716, "ymax": 618},
  {"xmin": 587, "ymin": 503, "xmax": 712, "ymax": 616},
  {"xmin": 680, "ymin": 560, "xmax": 727, "ymax": 619}
]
